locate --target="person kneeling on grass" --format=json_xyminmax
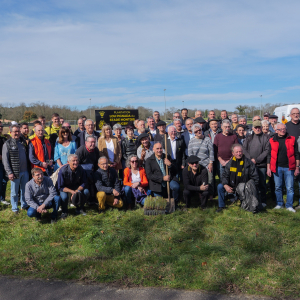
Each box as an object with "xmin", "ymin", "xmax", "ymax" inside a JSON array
[
  {"xmin": 217, "ymin": 144, "xmax": 263, "ymax": 214},
  {"xmin": 25, "ymin": 168, "xmax": 61, "ymax": 223},
  {"xmin": 123, "ymin": 154, "xmax": 149, "ymax": 208},
  {"xmin": 57, "ymin": 154, "xmax": 90, "ymax": 218},
  {"xmin": 95, "ymin": 156, "xmax": 123, "ymax": 213},
  {"xmin": 182, "ymin": 155, "xmax": 212, "ymax": 209}
]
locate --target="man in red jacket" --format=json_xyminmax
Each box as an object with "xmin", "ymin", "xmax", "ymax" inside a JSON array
[{"xmin": 267, "ymin": 123, "xmax": 300, "ymax": 212}]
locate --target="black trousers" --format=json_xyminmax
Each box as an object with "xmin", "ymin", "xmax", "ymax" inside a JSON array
[{"xmin": 183, "ymin": 189, "xmax": 209, "ymax": 208}]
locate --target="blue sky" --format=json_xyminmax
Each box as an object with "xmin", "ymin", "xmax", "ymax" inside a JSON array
[{"xmin": 1, "ymin": 0, "xmax": 300, "ymax": 112}]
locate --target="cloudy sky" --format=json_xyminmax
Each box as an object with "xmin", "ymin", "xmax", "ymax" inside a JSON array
[{"xmin": 1, "ymin": 0, "xmax": 300, "ymax": 111}]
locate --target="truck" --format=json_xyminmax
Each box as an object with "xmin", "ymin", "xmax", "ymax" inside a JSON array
[{"xmin": 273, "ymin": 104, "xmax": 300, "ymax": 123}]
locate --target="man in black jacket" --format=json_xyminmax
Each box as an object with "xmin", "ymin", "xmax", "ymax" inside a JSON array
[
  {"xmin": 162, "ymin": 125, "xmax": 186, "ymax": 178},
  {"xmin": 154, "ymin": 121, "xmax": 167, "ymax": 143},
  {"xmin": 182, "ymin": 155, "xmax": 212, "ymax": 209},
  {"xmin": 243, "ymin": 120, "xmax": 269, "ymax": 206},
  {"xmin": 94, "ymin": 156, "xmax": 123, "ymax": 213},
  {"xmin": 217, "ymin": 144, "xmax": 260, "ymax": 213},
  {"xmin": 145, "ymin": 142, "xmax": 180, "ymax": 204}
]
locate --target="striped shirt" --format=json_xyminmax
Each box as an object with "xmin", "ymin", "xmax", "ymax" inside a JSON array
[{"xmin": 188, "ymin": 137, "xmax": 214, "ymax": 167}]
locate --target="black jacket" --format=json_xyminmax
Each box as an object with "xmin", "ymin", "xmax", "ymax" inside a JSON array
[
  {"xmin": 145, "ymin": 153, "xmax": 178, "ymax": 193},
  {"xmin": 94, "ymin": 167, "xmax": 121, "ymax": 195},
  {"xmin": 121, "ymin": 137, "xmax": 138, "ymax": 161},
  {"xmin": 75, "ymin": 145, "xmax": 100, "ymax": 172},
  {"xmin": 243, "ymin": 133, "xmax": 270, "ymax": 168},
  {"xmin": 77, "ymin": 130, "xmax": 100, "ymax": 148},
  {"xmin": 154, "ymin": 132, "xmax": 166, "ymax": 143},
  {"xmin": 182, "ymin": 165, "xmax": 208, "ymax": 192},
  {"xmin": 161, "ymin": 137, "xmax": 186, "ymax": 170},
  {"xmin": 222, "ymin": 156, "xmax": 259, "ymax": 189},
  {"xmin": 204, "ymin": 128, "xmax": 222, "ymax": 140}
]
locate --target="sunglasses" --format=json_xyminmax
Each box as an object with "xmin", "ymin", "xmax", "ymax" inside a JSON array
[
  {"xmin": 131, "ymin": 160, "xmax": 138, "ymax": 163},
  {"xmin": 194, "ymin": 130, "xmax": 201, "ymax": 134}
]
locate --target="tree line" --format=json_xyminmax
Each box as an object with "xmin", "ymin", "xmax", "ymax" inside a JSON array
[{"xmin": 0, "ymin": 101, "xmax": 286, "ymax": 123}]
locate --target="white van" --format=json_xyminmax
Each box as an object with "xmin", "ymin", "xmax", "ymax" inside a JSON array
[{"xmin": 273, "ymin": 104, "xmax": 300, "ymax": 122}]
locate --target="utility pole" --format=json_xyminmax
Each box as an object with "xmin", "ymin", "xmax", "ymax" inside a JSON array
[
  {"xmin": 260, "ymin": 95, "xmax": 262, "ymax": 118},
  {"xmin": 164, "ymin": 89, "xmax": 166, "ymax": 121},
  {"xmin": 89, "ymin": 98, "xmax": 91, "ymax": 119}
]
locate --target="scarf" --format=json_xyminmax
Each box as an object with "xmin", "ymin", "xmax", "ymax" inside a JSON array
[{"xmin": 229, "ymin": 155, "xmax": 244, "ymax": 188}]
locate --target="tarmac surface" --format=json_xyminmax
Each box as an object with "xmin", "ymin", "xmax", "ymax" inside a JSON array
[{"xmin": 0, "ymin": 276, "xmax": 276, "ymax": 300}]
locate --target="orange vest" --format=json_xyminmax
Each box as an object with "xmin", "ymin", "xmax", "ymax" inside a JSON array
[{"xmin": 30, "ymin": 136, "xmax": 52, "ymax": 172}]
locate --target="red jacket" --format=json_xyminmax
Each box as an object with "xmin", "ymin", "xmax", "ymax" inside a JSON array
[
  {"xmin": 123, "ymin": 167, "xmax": 148, "ymax": 188},
  {"xmin": 269, "ymin": 135, "xmax": 296, "ymax": 173}
]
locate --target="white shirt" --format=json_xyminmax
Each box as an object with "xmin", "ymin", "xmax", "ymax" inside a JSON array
[
  {"xmin": 131, "ymin": 171, "xmax": 141, "ymax": 183},
  {"xmin": 168, "ymin": 136, "xmax": 177, "ymax": 160},
  {"xmin": 105, "ymin": 139, "xmax": 115, "ymax": 162},
  {"xmin": 150, "ymin": 128, "xmax": 156, "ymax": 138}
]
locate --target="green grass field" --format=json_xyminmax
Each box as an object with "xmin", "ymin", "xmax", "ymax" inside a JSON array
[{"xmin": 1, "ymin": 181, "xmax": 300, "ymax": 298}]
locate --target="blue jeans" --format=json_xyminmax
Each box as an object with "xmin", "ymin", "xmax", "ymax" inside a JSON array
[
  {"xmin": 219, "ymin": 164, "xmax": 226, "ymax": 181},
  {"xmin": 217, "ymin": 183, "xmax": 237, "ymax": 208},
  {"xmin": 27, "ymin": 196, "xmax": 61, "ymax": 220},
  {"xmin": 0, "ymin": 162, "xmax": 8, "ymax": 201},
  {"xmin": 123, "ymin": 185, "xmax": 133, "ymax": 205},
  {"xmin": 60, "ymin": 189, "xmax": 90, "ymax": 213},
  {"xmin": 10, "ymin": 171, "xmax": 29, "ymax": 212},
  {"xmin": 273, "ymin": 167, "xmax": 294, "ymax": 208},
  {"xmin": 153, "ymin": 180, "xmax": 180, "ymax": 203}
]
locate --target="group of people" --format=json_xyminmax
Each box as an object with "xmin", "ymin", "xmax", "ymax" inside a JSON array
[{"xmin": 0, "ymin": 106, "xmax": 299, "ymax": 223}]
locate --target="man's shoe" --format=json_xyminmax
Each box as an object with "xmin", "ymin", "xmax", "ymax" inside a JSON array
[
  {"xmin": 216, "ymin": 207, "xmax": 225, "ymax": 213},
  {"xmin": 79, "ymin": 209, "xmax": 87, "ymax": 216},
  {"xmin": 13, "ymin": 211, "xmax": 19, "ymax": 215},
  {"xmin": 274, "ymin": 205, "xmax": 284, "ymax": 209},
  {"xmin": 21, "ymin": 206, "xmax": 29, "ymax": 211},
  {"xmin": 51, "ymin": 218, "xmax": 57, "ymax": 224},
  {"xmin": 286, "ymin": 207, "xmax": 296, "ymax": 213},
  {"xmin": 61, "ymin": 213, "xmax": 68, "ymax": 219},
  {"xmin": 1, "ymin": 200, "xmax": 10, "ymax": 205},
  {"xmin": 295, "ymin": 205, "xmax": 300, "ymax": 210},
  {"xmin": 262, "ymin": 203, "xmax": 267, "ymax": 208},
  {"xmin": 98, "ymin": 210, "xmax": 105, "ymax": 214}
]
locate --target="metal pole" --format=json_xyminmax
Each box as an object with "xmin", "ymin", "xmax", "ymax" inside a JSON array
[
  {"xmin": 164, "ymin": 89, "xmax": 166, "ymax": 121},
  {"xmin": 260, "ymin": 95, "xmax": 262, "ymax": 118},
  {"xmin": 89, "ymin": 98, "xmax": 91, "ymax": 119}
]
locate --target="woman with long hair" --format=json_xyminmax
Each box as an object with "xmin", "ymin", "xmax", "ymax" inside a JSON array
[
  {"xmin": 54, "ymin": 126, "xmax": 77, "ymax": 170},
  {"xmin": 98, "ymin": 124, "xmax": 122, "ymax": 170}
]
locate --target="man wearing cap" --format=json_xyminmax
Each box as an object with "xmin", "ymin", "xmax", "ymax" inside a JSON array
[
  {"xmin": 182, "ymin": 155, "xmax": 212, "ymax": 209},
  {"xmin": 154, "ymin": 121, "xmax": 167, "ymax": 143},
  {"xmin": 243, "ymin": 120, "xmax": 270, "ymax": 206},
  {"xmin": 194, "ymin": 117, "xmax": 207, "ymax": 134},
  {"xmin": 217, "ymin": 144, "xmax": 261, "ymax": 213},
  {"xmin": 264, "ymin": 113, "xmax": 270, "ymax": 121},
  {"xmin": 268, "ymin": 115, "xmax": 278, "ymax": 133},
  {"xmin": 137, "ymin": 132, "xmax": 154, "ymax": 166},
  {"xmin": 267, "ymin": 123, "xmax": 299, "ymax": 212},
  {"xmin": 145, "ymin": 142, "xmax": 180, "ymax": 206}
]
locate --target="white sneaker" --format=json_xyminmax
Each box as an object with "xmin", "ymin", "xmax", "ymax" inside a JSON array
[
  {"xmin": 286, "ymin": 207, "xmax": 296, "ymax": 213},
  {"xmin": 58, "ymin": 207, "xmax": 62, "ymax": 212},
  {"xmin": 1, "ymin": 200, "xmax": 10, "ymax": 205},
  {"xmin": 274, "ymin": 205, "xmax": 283, "ymax": 209},
  {"xmin": 70, "ymin": 204, "xmax": 75, "ymax": 207}
]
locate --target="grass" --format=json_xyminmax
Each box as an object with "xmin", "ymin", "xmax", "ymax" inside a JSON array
[{"xmin": 1, "ymin": 182, "xmax": 300, "ymax": 299}]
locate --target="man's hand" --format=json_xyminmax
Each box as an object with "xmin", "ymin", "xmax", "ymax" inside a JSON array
[
  {"xmin": 251, "ymin": 158, "xmax": 256, "ymax": 165},
  {"xmin": 224, "ymin": 184, "xmax": 233, "ymax": 193},
  {"xmin": 267, "ymin": 168, "xmax": 272, "ymax": 177},
  {"xmin": 8, "ymin": 173, "xmax": 15, "ymax": 181},
  {"xmin": 164, "ymin": 158, "xmax": 171, "ymax": 167},
  {"xmin": 295, "ymin": 168, "xmax": 300, "ymax": 177},
  {"xmin": 113, "ymin": 189, "xmax": 120, "ymax": 197},
  {"xmin": 181, "ymin": 165, "xmax": 184, "ymax": 169},
  {"xmin": 218, "ymin": 157, "xmax": 226, "ymax": 166},
  {"xmin": 41, "ymin": 162, "xmax": 48, "ymax": 169},
  {"xmin": 207, "ymin": 163, "xmax": 213, "ymax": 173},
  {"xmin": 141, "ymin": 148, "xmax": 146, "ymax": 159},
  {"xmin": 48, "ymin": 160, "xmax": 53, "ymax": 166},
  {"xmin": 37, "ymin": 203, "xmax": 47, "ymax": 214},
  {"xmin": 138, "ymin": 186, "xmax": 145, "ymax": 193},
  {"xmin": 131, "ymin": 182, "xmax": 140, "ymax": 189},
  {"xmin": 113, "ymin": 198, "xmax": 119, "ymax": 206},
  {"xmin": 200, "ymin": 184, "xmax": 209, "ymax": 191},
  {"xmin": 163, "ymin": 175, "xmax": 170, "ymax": 182}
]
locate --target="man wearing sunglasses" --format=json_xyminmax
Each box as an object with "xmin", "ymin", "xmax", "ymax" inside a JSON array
[
  {"xmin": 182, "ymin": 155, "xmax": 211, "ymax": 209},
  {"xmin": 267, "ymin": 123, "xmax": 300, "ymax": 212}
]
